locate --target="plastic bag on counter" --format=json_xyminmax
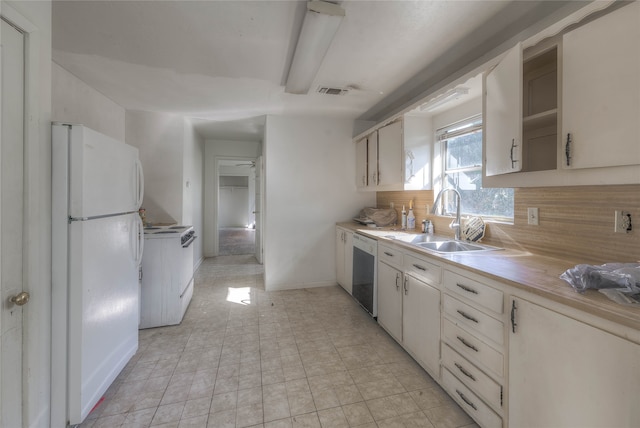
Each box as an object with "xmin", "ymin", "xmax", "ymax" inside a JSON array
[
  {"xmin": 560, "ymin": 263, "xmax": 640, "ymax": 294},
  {"xmin": 356, "ymin": 208, "xmax": 397, "ymax": 227}
]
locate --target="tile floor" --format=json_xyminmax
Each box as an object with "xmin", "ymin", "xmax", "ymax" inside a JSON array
[
  {"xmin": 219, "ymin": 228, "xmax": 256, "ymax": 256},
  {"xmin": 79, "ymin": 255, "xmax": 477, "ymax": 428}
]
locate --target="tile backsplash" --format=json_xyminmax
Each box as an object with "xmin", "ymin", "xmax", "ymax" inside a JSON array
[{"xmin": 377, "ymin": 185, "xmax": 639, "ymax": 264}]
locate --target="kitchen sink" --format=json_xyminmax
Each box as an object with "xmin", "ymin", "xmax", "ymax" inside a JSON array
[{"xmin": 414, "ymin": 240, "xmax": 498, "ymax": 253}]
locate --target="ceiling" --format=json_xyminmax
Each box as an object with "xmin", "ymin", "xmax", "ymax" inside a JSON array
[{"xmin": 52, "ymin": 1, "xmax": 581, "ymax": 141}]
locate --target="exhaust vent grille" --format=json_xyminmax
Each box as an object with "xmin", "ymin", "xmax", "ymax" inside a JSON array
[{"xmin": 317, "ymin": 86, "xmax": 350, "ymax": 96}]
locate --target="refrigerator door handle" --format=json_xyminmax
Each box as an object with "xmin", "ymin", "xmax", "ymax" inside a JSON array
[
  {"xmin": 132, "ymin": 215, "xmax": 144, "ymax": 266},
  {"xmin": 135, "ymin": 159, "xmax": 144, "ymax": 209}
]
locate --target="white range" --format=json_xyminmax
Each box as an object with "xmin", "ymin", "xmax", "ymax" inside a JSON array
[{"xmin": 140, "ymin": 225, "xmax": 196, "ymax": 329}]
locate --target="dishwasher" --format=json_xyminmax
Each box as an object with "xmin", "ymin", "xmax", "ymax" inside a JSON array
[{"xmin": 352, "ymin": 233, "xmax": 377, "ymax": 318}]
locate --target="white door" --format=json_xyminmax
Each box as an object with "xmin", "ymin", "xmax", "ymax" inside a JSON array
[
  {"xmin": 254, "ymin": 156, "xmax": 263, "ymax": 264},
  {"xmin": 0, "ymin": 17, "xmax": 25, "ymax": 428},
  {"xmin": 484, "ymin": 43, "xmax": 523, "ymax": 176}
]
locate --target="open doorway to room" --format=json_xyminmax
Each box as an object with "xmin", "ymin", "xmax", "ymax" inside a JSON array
[{"xmin": 217, "ymin": 159, "xmax": 256, "ymax": 255}]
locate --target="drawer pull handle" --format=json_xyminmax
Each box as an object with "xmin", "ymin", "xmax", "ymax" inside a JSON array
[
  {"xmin": 456, "ymin": 390, "xmax": 478, "ymax": 411},
  {"xmin": 395, "ymin": 273, "xmax": 401, "ymax": 290},
  {"xmin": 412, "ymin": 264, "xmax": 427, "ymax": 271},
  {"xmin": 384, "ymin": 251, "xmax": 394, "ymax": 257},
  {"xmin": 457, "ymin": 310, "xmax": 479, "ymax": 323},
  {"xmin": 454, "ymin": 363, "xmax": 476, "ymax": 381},
  {"xmin": 457, "ymin": 336, "xmax": 479, "ymax": 352},
  {"xmin": 456, "ymin": 283, "xmax": 478, "ymax": 295}
]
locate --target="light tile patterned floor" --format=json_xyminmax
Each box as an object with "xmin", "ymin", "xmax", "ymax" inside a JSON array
[{"xmin": 79, "ymin": 255, "xmax": 478, "ymax": 428}]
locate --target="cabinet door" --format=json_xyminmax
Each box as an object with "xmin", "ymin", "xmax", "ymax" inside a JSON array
[
  {"xmin": 562, "ymin": 2, "xmax": 640, "ymax": 169},
  {"xmin": 355, "ymin": 138, "xmax": 368, "ymax": 189},
  {"xmin": 343, "ymin": 230, "xmax": 353, "ymax": 294},
  {"xmin": 377, "ymin": 262, "xmax": 403, "ymax": 342},
  {"xmin": 403, "ymin": 274, "xmax": 441, "ymax": 378},
  {"xmin": 484, "ymin": 43, "xmax": 523, "ymax": 176},
  {"xmin": 335, "ymin": 228, "xmax": 345, "ymax": 287},
  {"xmin": 509, "ymin": 297, "xmax": 640, "ymax": 427},
  {"xmin": 377, "ymin": 121, "xmax": 403, "ymax": 187},
  {"xmin": 367, "ymin": 131, "xmax": 379, "ymax": 188}
]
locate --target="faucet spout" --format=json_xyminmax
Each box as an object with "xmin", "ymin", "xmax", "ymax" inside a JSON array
[{"xmin": 431, "ymin": 188, "xmax": 462, "ymax": 240}]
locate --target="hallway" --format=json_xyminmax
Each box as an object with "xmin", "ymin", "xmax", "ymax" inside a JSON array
[
  {"xmin": 79, "ymin": 256, "xmax": 475, "ymax": 428},
  {"xmin": 219, "ymin": 228, "xmax": 256, "ymax": 256}
]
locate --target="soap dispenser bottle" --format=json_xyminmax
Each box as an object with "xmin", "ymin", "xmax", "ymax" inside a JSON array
[
  {"xmin": 401, "ymin": 205, "xmax": 407, "ymax": 229},
  {"xmin": 407, "ymin": 202, "xmax": 415, "ymax": 230}
]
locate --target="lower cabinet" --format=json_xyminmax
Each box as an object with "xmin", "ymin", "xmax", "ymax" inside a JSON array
[
  {"xmin": 403, "ymin": 272, "xmax": 441, "ymax": 378},
  {"xmin": 335, "ymin": 226, "xmax": 353, "ymax": 294},
  {"xmin": 377, "ymin": 260, "xmax": 403, "ymax": 342},
  {"xmin": 509, "ymin": 297, "xmax": 640, "ymax": 427},
  {"xmin": 372, "ymin": 235, "xmax": 640, "ymax": 428},
  {"xmin": 377, "ymin": 245, "xmax": 442, "ymax": 380}
]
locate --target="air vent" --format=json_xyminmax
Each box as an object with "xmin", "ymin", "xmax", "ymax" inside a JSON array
[{"xmin": 317, "ymin": 86, "xmax": 350, "ymax": 96}]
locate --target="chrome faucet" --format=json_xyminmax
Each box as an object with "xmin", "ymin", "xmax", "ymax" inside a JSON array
[{"xmin": 431, "ymin": 188, "xmax": 462, "ymax": 240}]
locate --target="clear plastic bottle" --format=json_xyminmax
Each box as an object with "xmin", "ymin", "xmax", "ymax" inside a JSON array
[
  {"xmin": 407, "ymin": 208, "xmax": 415, "ymax": 229},
  {"xmin": 401, "ymin": 205, "xmax": 407, "ymax": 229}
]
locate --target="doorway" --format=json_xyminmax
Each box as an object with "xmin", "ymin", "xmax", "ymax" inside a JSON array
[{"xmin": 218, "ymin": 159, "xmax": 256, "ymax": 256}]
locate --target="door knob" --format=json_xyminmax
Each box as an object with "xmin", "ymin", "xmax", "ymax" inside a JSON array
[{"xmin": 9, "ymin": 291, "xmax": 29, "ymax": 306}]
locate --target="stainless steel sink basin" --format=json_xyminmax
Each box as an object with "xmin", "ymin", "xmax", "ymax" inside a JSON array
[{"xmin": 414, "ymin": 240, "xmax": 498, "ymax": 253}]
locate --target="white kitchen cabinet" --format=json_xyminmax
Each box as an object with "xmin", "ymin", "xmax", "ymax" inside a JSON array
[
  {"xmin": 376, "ymin": 121, "xmax": 403, "ymax": 188},
  {"xmin": 485, "ymin": 40, "xmax": 559, "ymax": 177},
  {"xmin": 355, "ymin": 137, "xmax": 368, "ymax": 189},
  {"xmin": 509, "ymin": 297, "xmax": 640, "ymax": 427},
  {"xmin": 484, "ymin": 43, "xmax": 523, "ymax": 176},
  {"xmin": 441, "ymin": 269, "xmax": 505, "ymax": 427},
  {"xmin": 377, "ymin": 260, "xmax": 403, "ymax": 342},
  {"xmin": 357, "ymin": 116, "xmax": 432, "ymax": 191},
  {"xmin": 335, "ymin": 226, "xmax": 353, "ymax": 294},
  {"xmin": 561, "ymin": 1, "xmax": 640, "ymax": 170},
  {"xmin": 403, "ymin": 272, "xmax": 441, "ymax": 379}
]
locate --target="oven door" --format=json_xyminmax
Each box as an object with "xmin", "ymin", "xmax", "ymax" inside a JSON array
[{"xmin": 352, "ymin": 246, "xmax": 376, "ymax": 317}]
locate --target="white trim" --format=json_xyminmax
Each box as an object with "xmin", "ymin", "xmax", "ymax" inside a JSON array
[{"xmin": 1, "ymin": 2, "xmax": 51, "ymax": 427}]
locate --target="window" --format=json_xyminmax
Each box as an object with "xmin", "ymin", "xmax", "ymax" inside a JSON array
[{"xmin": 438, "ymin": 115, "xmax": 514, "ymax": 220}]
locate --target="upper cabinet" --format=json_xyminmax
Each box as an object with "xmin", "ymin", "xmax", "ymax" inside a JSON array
[
  {"xmin": 484, "ymin": 43, "xmax": 523, "ymax": 176},
  {"xmin": 561, "ymin": 1, "xmax": 640, "ymax": 170},
  {"xmin": 355, "ymin": 118, "xmax": 432, "ymax": 191},
  {"xmin": 485, "ymin": 40, "xmax": 559, "ymax": 177},
  {"xmin": 484, "ymin": 1, "xmax": 640, "ymax": 186},
  {"xmin": 377, "ymin": 121, "xmax": 403, "ymax": 188}
]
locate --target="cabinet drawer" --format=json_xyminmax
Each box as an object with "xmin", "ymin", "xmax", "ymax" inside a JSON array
[
  {"xmin": 443, "ymin": 294, "xmax": 504, "ymax": 347},
  {"xmin": 404, "ymin": 253, "xmax": 441, "ymax": 284},
  {"xmin": 379, "ymin": 244, "xmax": 403, "ymax": 269},
  {"xmin": 443, "ymin": 319, "xmax": 503, "ymax": 378},
  {"xmin": 444, "ymin": 271, "xmax": 503, "ymax": 315},
  {"xmin": 442, "ymin": 344, "xmax": 502, "ymax": 411},
  {"xmin": 442, "ymin": 368, "xmax": 502, "ymax": 428}
]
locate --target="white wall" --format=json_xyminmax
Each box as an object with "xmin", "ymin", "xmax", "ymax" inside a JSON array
[
  {"xmin": 203, "ymin": 139, "xmax": 261, "ymax": 256},
  {"xmin": 263, "ymin": 115, "xmax": 375, "ymax": 291},
  {"xmin": 1, "ymin": 1, "xmax": 52, "ymax": 425},
  {"xmin": 219, "ymin": 186, "xmax": 249, "ymax": 227},
  {"xmin": 182, "ymin": 119, "xmax": 205, "ymax": 268},
  {"xmin": 52, "ymin": 63, "xmax": 125, "ymax": 141},
  {"xmin": 125, "ymin": 110, "xmax": 184, "ymax": 225}
]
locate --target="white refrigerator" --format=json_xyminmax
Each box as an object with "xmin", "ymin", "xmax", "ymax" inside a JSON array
[{"xmin": 51, "ymin": 123, "xmax": 144, "ymax": 425}]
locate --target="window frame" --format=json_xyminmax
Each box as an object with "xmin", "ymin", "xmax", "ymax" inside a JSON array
[{"xmin": 437, "ymin": 115, "xmax": 514, "ymax": 222}]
